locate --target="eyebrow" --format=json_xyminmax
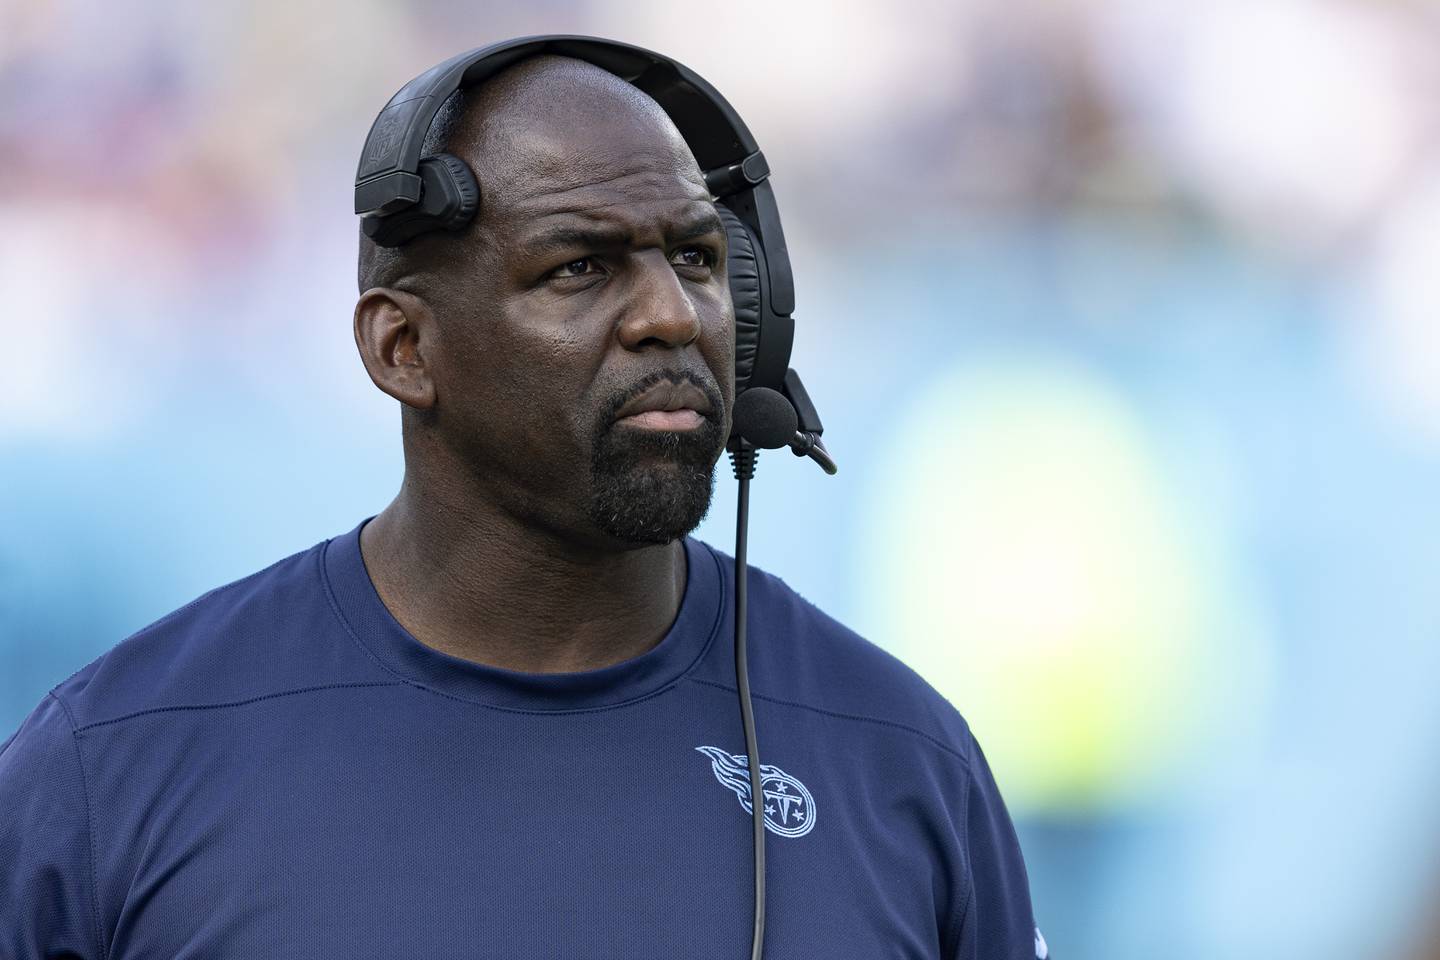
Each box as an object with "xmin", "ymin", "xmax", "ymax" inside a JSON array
[{"xmin": 517, "ymin": 208, "xmax": 726, "ymax": 258}]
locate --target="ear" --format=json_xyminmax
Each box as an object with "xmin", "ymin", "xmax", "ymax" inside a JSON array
[{"xmin": 353, "ymin": 287, "xmax": 438, "ymax": 411}]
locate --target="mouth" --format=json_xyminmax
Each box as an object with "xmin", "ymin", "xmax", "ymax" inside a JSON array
[
  {"xmin": 614, "ymin": 408, "xmax": 708, "ymax": 431},
  {"xmin": 612, "ymin": 379, "xmax": 716, "ymax": 433}
]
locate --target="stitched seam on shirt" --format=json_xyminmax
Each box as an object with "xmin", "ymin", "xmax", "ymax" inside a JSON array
[
  {"xmin": 72, "ymin": 682, "xmax": 404, "ymax": 732},
  {"xmin": 317, "ymin": 535, "xmax": 729, "ymax": 717},
  {"xmin": 49, "ymin": 691, "xmax": 108, "ymax": 960},
  {"xmin": 948, "ymin": 732, "xmax": 977, "ymax": 957},
  {"xmin": 687, "ymin": 677, "xmax": 972, "ymax": 767},
  {"xmin": 378, "ymin": 673, "xmax": 692, "ymax": 716}
]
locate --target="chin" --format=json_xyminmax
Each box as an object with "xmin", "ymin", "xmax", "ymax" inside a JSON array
[{"xmin": 586, "ymin": 417, "xmax": 724, "ymax": 544}]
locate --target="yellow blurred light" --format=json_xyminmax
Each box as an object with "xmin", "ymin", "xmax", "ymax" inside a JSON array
[{"xmin": 856, "ymin": 360, "xmax": 1270, "ymax": 815}]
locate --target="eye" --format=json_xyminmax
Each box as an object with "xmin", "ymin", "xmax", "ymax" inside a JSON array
[
  {"xmin": 550, "ymin": 257, "xmax": 600, "ymax": 280},
  {"xmin": 671, "ymin": 246, "xmax": 717, "ymax": 269}
]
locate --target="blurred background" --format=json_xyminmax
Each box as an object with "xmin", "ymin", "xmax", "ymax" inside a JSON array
[{"xmin": 3, "ymin": 0, "xmax": 1439, "ymax": 956}]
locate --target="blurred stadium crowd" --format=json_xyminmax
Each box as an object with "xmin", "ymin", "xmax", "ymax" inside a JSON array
[{"xmin": 3, "ymin": 1, "xmax": 1439, "ymax": 958}]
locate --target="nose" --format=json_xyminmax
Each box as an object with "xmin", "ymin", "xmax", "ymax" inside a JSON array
[{"xmin": 615, "ymin": 250, "xmax": 703, "ymax": 351}]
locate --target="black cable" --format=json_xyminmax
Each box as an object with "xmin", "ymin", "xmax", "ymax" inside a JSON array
[{"xmin": 730, "ymin": 441, "xmax": 766, "ymax": 960}]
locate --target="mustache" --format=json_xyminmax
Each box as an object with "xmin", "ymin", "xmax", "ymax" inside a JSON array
[{"xmin": 601, "ymin": 368, "xmax": 725, "ymax": 427}]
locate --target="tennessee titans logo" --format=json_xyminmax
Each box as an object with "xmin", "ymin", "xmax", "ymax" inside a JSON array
[{"xmin": 696, "ymin": 746, "xmax": 816, "ymax": 838}]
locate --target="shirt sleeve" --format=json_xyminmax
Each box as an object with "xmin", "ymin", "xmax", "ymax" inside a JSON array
[
  {"xmin": 0, "ymin": 692, "xmax": 102, "ymax": 959},
  {"xmin": 953, "ymin": 728, "xmax": 1048, "ymax": 960}
]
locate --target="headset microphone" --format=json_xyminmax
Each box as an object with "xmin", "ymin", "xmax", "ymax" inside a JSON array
[
  {"xmin": 733, "ymin": 387, "xmax": 838, "ymax": 475},
  {"xmin": 732, "ymin": 388, "xmax": 797, "ymax": 449}
]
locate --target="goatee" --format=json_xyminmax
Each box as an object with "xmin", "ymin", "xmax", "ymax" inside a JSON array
[{"xmin": 587, "ymin": 376, "xmax": 726, "ymax": 544}]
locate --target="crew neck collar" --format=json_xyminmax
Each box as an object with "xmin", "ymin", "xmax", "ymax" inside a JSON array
[{"xmin": 321, "ymin": 516, "xmax": 724, "ymax": 712}]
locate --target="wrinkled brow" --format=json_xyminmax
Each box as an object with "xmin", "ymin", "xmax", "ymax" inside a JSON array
[{"xmin": 516, "ymin": 208, "xmax": 726, "ymax": 258}]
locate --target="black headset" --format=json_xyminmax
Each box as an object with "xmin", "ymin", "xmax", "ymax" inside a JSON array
[
  {"xmin": 355, "ymin": 33, "xmax": 809, "ymax": 404},
  {"xmin": 354, "ymin": 36, "xmax": 835, "ymax": 959}
]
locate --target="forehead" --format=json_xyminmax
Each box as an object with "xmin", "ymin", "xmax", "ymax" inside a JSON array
[
  {"xmin": 446, "ymin": 58, "xmax": 711, "ymax": 231},
  {"xmin": 479, "ymin": 117, "xmax": 711, "ymax": 233}
]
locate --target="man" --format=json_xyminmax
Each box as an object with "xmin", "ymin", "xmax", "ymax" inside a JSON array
[{"xmin": 0, "ymin": 51, "xmax": 1044, "ymax": 958}]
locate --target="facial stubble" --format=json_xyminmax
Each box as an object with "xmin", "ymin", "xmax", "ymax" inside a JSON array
[{"xmin": 586, "ymin": 392, "xmax": 727, "ymax": 545}]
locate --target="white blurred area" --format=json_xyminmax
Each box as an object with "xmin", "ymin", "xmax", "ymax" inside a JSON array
[{"xmin": 4, "ymin": 2, "xmax": 1440, "ymax": 958}]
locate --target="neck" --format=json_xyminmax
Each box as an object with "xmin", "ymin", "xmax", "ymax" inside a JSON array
[{"xmin": 359, "ymin": 473, "xmax": 688, "ymax": 674}]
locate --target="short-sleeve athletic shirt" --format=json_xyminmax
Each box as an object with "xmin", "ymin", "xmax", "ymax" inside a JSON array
[{"xmin": 1, "ymin": 516, "xmax": 1044, "ymax": 959}]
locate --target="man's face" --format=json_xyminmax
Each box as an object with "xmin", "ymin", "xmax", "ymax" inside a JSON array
[{"xmin": 419, "ymin": 88, "xmax": 734, "ymax": 548}]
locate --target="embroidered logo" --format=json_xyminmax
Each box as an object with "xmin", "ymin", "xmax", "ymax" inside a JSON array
[{"xmin": 696, "ymin": 745, "xmax": 816, "ymax": 838}]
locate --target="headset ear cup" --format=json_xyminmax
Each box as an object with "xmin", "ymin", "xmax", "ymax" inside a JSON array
[
  {"xmin": 424, "ymin": 153, "xmax": 480, "ymax": 231},
  {"xmin": 363, "ymin": 153, "xmax": 480, "ymax": 247},
  {"xmin": 716, "ymin": 204, "xmax": 764, "ymax": 394}
]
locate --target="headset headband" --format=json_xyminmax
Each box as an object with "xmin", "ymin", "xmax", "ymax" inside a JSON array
[{"xmin": 357, "ymin": 37, "xmax": 751, "ymax": 213}]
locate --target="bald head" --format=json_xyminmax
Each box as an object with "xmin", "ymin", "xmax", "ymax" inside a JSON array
[{"xmin": 357, "ymin": 55, "xmax": 705, "ymax": 295}]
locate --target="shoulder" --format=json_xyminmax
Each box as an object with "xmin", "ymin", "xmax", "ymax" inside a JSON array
[
  {"xmin": 45, "ymin": 535, "xmax": 378, "ymax": 732},
  {"xmin": 692, "ymin": 538, "xmax": 978, "ymax": 770}
]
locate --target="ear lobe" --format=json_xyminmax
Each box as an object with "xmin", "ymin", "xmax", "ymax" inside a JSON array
[{"xmin": 353, "ymin": 287, "xmax": 438, "ymax": 411}]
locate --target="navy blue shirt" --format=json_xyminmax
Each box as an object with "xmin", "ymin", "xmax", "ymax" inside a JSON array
[{"xmin": 1, "ymin": 517, "xmax": 1043, "ymax": 959}]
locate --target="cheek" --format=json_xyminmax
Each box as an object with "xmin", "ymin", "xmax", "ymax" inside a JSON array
[
  {"xmin": 702, "ymin": 296, "xmax": 737, "ymax": 400},
  {"xmin": 425, "ymin": 256, "xmax": 595, "ymax": 467},
  {"xmin": 440, "ymin": 311, "xmax": 599, "ymax": 459}
]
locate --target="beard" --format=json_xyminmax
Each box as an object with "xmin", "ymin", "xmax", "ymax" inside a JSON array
[{"xmin": 586, "ymin": 372, "xmax": 727, "ymax": 545}]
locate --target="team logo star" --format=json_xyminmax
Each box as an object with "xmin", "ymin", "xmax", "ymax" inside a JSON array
[{"xmin": 695, "ymin": 746, "xmax": 817, "ymax": 838}]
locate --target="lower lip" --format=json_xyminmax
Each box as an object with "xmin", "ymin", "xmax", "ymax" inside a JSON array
[{"xmin": 615, "ymin": 409, "xmax": 706, "ymax": 430}]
